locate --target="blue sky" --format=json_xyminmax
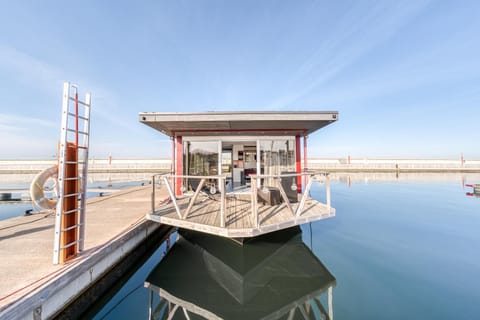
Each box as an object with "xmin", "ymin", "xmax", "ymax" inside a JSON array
[{"xmin": 0, "ymin": 0, "xmax": 479, "ymax": 159}]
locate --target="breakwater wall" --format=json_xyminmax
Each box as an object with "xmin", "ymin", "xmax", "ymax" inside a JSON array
[
  {"xmin": 308, "ymin": 158, "xmax": 480, "ymax": 173},
  {"xmin": 1, "ymin": 158, "xmax": 479, "ymax": 174},
  {"xmin": 0, "ymin": 159, "xmax": 171, "ymax": 174}
]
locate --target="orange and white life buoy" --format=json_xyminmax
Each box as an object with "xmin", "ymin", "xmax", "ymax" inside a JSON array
[{"xmin": 30, "ymin": 165, "xmax": 59, "ymax": 210}]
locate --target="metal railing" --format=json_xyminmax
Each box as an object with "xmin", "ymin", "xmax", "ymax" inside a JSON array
[{"xmin": 151, "ymin": 172, "xmax": 331, "ymax": 229}]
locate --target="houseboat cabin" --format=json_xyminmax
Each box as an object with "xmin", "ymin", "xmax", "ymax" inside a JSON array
[{"xmin": 140, "ymin": 111, "xmax": 338, "ymax": 238}]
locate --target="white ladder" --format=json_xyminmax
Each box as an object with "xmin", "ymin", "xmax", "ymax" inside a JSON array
[{"xmin": 53, "ymin": 82, "xmax": 91, "ymax": 265}]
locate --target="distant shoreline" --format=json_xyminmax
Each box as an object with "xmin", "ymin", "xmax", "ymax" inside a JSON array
[{"xmin": 1, "ymin": 158, "xmax": 479, "ymax": 174}]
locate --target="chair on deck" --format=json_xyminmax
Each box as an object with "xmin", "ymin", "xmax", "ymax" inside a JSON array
[{"xmin": 257, "ymin": 186, "xmax": 282, "ymax": 206}]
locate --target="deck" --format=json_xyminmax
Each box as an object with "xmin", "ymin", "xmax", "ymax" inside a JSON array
[
  {"xmin": 0, "ymin": 185, "xmax": 169, "ymax": 314},
  {"xmin": 147, "ymin": 173, "xmax": 335, "ymax": 238}
]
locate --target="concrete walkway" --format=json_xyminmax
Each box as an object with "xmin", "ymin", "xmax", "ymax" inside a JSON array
[{"xmin": 0, "ymin": 185, "xmax": 167, "ymax": 317}]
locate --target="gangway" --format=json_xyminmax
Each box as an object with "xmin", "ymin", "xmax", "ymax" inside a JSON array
[{"xmin": 53, "ymin": 82, "xmax": 91, "ymax": 264}]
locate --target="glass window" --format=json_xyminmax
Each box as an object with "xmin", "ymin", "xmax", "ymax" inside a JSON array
[
  {"xmin": 184, "ymin": 141, "xmax": 219, "ymax": 176},
  {"xmin": 183, "ymin": 141, "xmax": 220, "ymax": 192},
  {"xmin": 259, "ymin": 138, "xmax": 296, "ymax": 186}
]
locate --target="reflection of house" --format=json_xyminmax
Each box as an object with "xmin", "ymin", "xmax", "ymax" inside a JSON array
[
  {"xmin": 140, "ymin": 111, "xmax": 338, "ymax": 238},
  {"xmin": 145, "ymin": 227, "xmax": 336, "ymax": 320},
  {"xmin": 466, "ymin": 184, "xmax": 480, "ymax": 198}
]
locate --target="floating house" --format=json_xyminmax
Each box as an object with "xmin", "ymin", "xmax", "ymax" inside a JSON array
[{"xmin": 139, "ymin": 111, "xmax": 338, "ymax": 238}]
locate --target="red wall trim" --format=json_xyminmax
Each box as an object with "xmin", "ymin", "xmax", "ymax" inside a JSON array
[
  {"xmin": 171, "ymin": 136, "xmax": 175, "ymax": 193},
  {"xmin": 303, "ymin": 134, "xmax": 308, "ymax": 172},
  {"xmin": 175, "ymin": 136, "xmax": 183, "ymax": 196},
  {"xmin": 295, "ymin": 135, "xmax": 302, "ymax": 193}
]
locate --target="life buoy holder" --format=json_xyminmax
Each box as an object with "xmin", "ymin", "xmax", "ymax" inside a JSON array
[{"xmin": 30, "ymin": 165, "xmax": 59, "ymax": 210}]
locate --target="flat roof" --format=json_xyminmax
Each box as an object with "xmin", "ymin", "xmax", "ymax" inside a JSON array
[{"xmin": 139, "ymin": 111, "xmax": 338, "ymax": 137}]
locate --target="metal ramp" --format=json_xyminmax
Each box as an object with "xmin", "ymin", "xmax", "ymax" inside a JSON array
[{"xmin": 53, "ymin": 82, "xmax": 91, "ymax": 264}]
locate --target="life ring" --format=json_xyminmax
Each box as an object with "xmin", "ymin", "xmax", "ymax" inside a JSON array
[{"xmin": 30, "ymin": 165, "xmax": 59, "ymax": 210}]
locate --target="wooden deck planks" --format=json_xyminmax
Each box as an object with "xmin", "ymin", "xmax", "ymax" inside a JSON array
[{"xmin": 149, "ymin": 193, "xmax": 335, "ymax": 238}]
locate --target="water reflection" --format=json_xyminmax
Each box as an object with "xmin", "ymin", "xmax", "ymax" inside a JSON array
[
  {"xmin": 465, "ymin": 183, "xmax": 480, "ymax": 198},
  {"xmin": 145, "ymin": 227, "xmax": 335, "ymax": 320},
  {"xmin": 329, "ymin": 172, "xmax": 480, "ymax": 186}
]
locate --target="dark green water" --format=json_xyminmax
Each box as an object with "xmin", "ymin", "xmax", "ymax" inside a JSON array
[{"xmin": 88, "ymin": 176, "xmax": 480, "ymax": 320}]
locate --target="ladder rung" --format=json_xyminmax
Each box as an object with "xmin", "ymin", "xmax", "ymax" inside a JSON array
[
  {"xmin": 68, "ymin": 97, "xmax": 90, "ymax": 106},
  {"xmin": 66, "ymin": 128, "xmax": 89, "ymax": 135},
  {"xmin": 60, "ymin": 239, "xmax": 82, "ymax": 250},
  {"xmin": 64, "ymin": 177, "xmax": 82, "ymax": 181},
  {"xmin": 64, "ymin": 161, "xmax": 84, "ymax": 164},
  {"xmin": 64, "ymin": 192, "xmax": 82, "ymax": 198},
  {"xmin": 61, "ymin": 223, "xmax": 82, "ymax": 232},
  {"xmin": 64, "ymin": 208, "xmax": 80, "ymax": 215},
  {"xmin": 66, "ymin": 144, "xmax": 86, "ymax": 149},
  {"xmin": 67, "ymin": 112, "xmax": 89, "ymax": 121}
]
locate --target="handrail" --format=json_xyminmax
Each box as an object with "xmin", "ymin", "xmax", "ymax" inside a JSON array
[{"xmin": 151, "ymin": 172, "xmax": 331, "ymax": 229}]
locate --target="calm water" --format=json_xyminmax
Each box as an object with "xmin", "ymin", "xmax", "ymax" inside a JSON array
[
  {"xmin": 84, "ymin": 174, "xmax": 480, "ymax": 319},
  {"xmin": 0, "ymin": 173, "xmax": 151, "ymax": 220}
]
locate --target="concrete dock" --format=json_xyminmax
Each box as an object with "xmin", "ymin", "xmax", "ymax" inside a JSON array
[{"xmin": 0, "ymin": 185, "xmax": 168, "ymax": 319}]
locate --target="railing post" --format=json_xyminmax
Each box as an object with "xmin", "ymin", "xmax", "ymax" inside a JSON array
[
  {"xmin": 163, "ymin": 176, "xmax": 182, "ymax": 219},
  {"xmin": 220, "ymin": 177, "xmax": 226, "ymax": 228},
  {"xmin": 184, "ymin": 178, "xmax": 205, "ymax": 219},
  {"xmin": 275, "ymin": 177, "xmax": 295, "ymax": 216},
  {"xmin": 251, "ymin": 176, "xmax": 258, "ymax": 227},
  {"xmin": 148, "ymin": 289, "xmax": 153, "ymax": 320},
  {"xmin": 151, "ymin": 175, "xmax": 156, "ymax": 213},
  {"xmin": 328, "ymin": 286, "xmax": 333, "ymax": 320},
  {"xmin": 326, "ymin": 174, "xmax": 331, "ymax": 209},
  {"xmin": 296, "ymin": 175, "xmax": 314, "ymax": 217}
]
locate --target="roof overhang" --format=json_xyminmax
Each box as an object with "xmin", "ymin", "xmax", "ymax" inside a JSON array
[{"xmin": 139, "ymin": 111, "xmax": 338, "ymax": 137}]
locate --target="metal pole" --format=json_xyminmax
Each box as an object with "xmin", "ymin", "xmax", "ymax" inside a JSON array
[
  {"xmin": 78, "ymin": 91, "xmax": 91, "ymax": 252},
  {"xmin": 53, "ymin": 81, "xmax": 70, "ymax": 265},
  {"xmin": 74, "ymin": 89, "xmax": 79, "ymax": 147},
  {"xmin": 326, "ymin": 174, "xmax": 331, "ymax": 209}
]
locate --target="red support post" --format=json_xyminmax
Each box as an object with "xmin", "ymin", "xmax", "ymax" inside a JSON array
[
  {"xmin": 171, "ymin": 136, "xmax": 175, "ymax": 193},
  {"xmin": 175, "ymin": 136, "xmax": 183, "ymax": 196},
  {"xmin": 303, "ymin": 133, "xmax": 308, "ymax": 172},
  {"xmin": 295, "ymin": 135, "xmax": 302, "ymax": 193},
  {"xmin": 304, "ymin": 133, "xmax": 308, "ymax": 193}
]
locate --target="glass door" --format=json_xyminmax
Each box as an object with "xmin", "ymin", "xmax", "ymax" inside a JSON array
[
  {"xmin": 183, "ymin": 141, "xmax": 219, "ymax": 192},
  {"xmin": 259, "ymin": 138, "xmax": 296, "ymax": 187}
]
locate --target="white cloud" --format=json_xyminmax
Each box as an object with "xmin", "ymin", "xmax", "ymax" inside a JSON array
[
  {"xmin": 0, "ymin": 131, "xmax": 57, "ymax": 159},
  {"xmin": 0, "ymin": 113, "xmax": 56, "ymax": 129},
  {"xmin": 0, "ymin": 45, "xmax": 64, "ymax": 96},
  {"xmin": 0, "ymin": 113, "xmax": 58, "ymax": 158},
  {"xmin": 270, "ymin": 1, "xmax": 433, "ymax": 107}
]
